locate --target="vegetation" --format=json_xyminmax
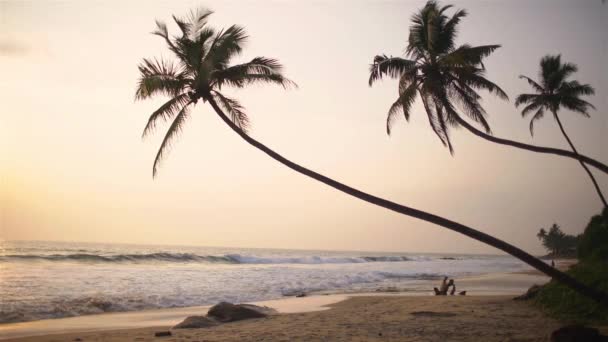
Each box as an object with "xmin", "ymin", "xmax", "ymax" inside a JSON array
[
  {"xmin": 578, "ymin": 207, "xmax": 608, "ymax": 261},
  {"xmin": 369, "ymin": 2, "xmax": 608, "ymax": 175},
  {"xmin": 136, "ymin": 3, "xmax": 608, "ymax": 305},
  {"xmin": 535, "ymin": 209, "xmax": 608, "ymax": 322},
  {"xmin": 369, "ymin": 1, "xmax": 507, "ymax": 151},
  {"xmin": 536, "ymin": 261, "xmax": 608, "ymax": 322},
  {"xmin": 134, "ymin": 8, "xmax": 295, "ymax": 176},
  {"xmin": 516, "ymin": 55, "xmax": 606, "ymax": 207},
  {"xmin": 536, "ymin": 224, "xmax": 579, "ymax": 258}
]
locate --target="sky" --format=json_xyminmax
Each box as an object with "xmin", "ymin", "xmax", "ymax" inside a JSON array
[{"xmin": 1, "ymin": 0, "xmax": 606, "ymax": 254}]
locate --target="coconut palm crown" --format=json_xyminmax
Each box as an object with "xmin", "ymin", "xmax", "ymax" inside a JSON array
[
  {"xmin": 515, "ymin": 54, "xmax": 595, "ymax": 135},
  {"xmin": 369, "ymin": 0, "xmax": 508, "ymax": 153},
  {"xmin": 135, "ymin": 8, "xmax": 295, "ymax": 176}
]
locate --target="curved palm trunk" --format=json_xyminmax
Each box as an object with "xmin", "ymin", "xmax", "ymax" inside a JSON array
[
  {"xmin": 553, "ymin": 111, "xmax": 607, "ymax": 208},
  {"xmin": 206, "ymin": 97, "xmax": 608, "ymax": 305},
  {"xmin": 453, "ymin": 115, "xmax": 608, "ymax": 175}
]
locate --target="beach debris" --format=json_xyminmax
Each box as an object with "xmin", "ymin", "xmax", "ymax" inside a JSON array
[
  {"xmin": 550, "ymin": 325, "xmax": 606, "ymax": 342},
  {"xmin": 73, "ymin": 338, "xmax": 83, "ymax": 341},
  {"xmin": 458, "ymin": 291, "xmax": 467, "ymax": 296},
  {"xmin": 295, "ymin": 292, "xmax": 307, "ymax": 298},
  {"xmin": 207, "ymin": 302, "xmax": 274, "ymax": 322},
  {"xmin": 410, "ymin": 311, "xmax": 457, "ymax": 317},
  {"xmin": 513, "ymin": 284, "xmax": 543, "ymax": 301},
  {"xmin": 154, "ymin": 331, "xmax": 172, "ymax": 337},
  {"xmin": 173, "ymin": 315, "xmax": 219, "ymax": 329}
]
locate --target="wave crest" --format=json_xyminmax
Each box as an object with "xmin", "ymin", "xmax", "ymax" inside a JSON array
[{"xmin": 0, "ymin": 253, "xmax": 414, "ymax": 265}]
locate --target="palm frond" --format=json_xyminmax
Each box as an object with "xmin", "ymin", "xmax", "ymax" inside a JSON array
[
  {"xmin": 420, "ymin": 91, "xmax": 453, "ymax": 153},
  {"xmin": 451, "ymin": 67, "xmax": 508, "ymax": 100},
  {"xmin": 529, "ymin": 108, "xmax": 545, "ymax": 136},
  {"xmin": 514, "ymin": 93, "xmax": 540, "ymax": 108},
  {"xmin": 559, "ymin": 81, "xmax": 595, "ymax": 97},
  {"xmin": 207, "ymin": 25, "xmax": 248, "ymax": 69},
  {"xmin": 142, "ymin": 93, "xmax": 191, "ymax": 138},
  {"xmin": 135, "ymin": 58, "xmax": 189, "ymax": 100},
  {"xmin": 212, "ymin": 91, "xmax": 249, "ymax": 131},
  {"xmin": 212, "ymin": 57, "xmax": 296, "ymax": 89},
  {"xmin": 518, "ymin": 75, "xmax": 544, "ymax": 93},
  {"xmin": 449, "ymin": 70, "xmax": 507, "ymax": 100},
  {"xmin": 449, "ymin": 83, "xmax": 491, "ymax": 133},
  {"xmin": 441, "ymin": 44, "xmax": 500, "ymax": 67},
  {"xmin": 386, "ymin": 81, "xmax": 418, "ymax": 135},
  {"xmin": 369, "ymin": 55, "xmax": 417, "ymax": 86},
  {"xmin": 188, "ymin": 8, "xmax": 214, "ymax": 39},
  {"xmin": 152, "ymin": 102, "xmax": 192, "ymax": 177},
  {"xmin": 519, "ymin": 100, "xmax": 543, "ymax": 117},
  {"xmin": 561, "ymin": 97, "xmax": 595, "ymax": 117}
]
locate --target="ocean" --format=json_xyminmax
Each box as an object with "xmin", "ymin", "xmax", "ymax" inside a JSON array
[{"xmin": 0, "ymin": 240, "xmax": 529, "ymax": 324}]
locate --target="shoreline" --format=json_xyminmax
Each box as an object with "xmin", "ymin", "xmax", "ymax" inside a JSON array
[
  {"xmin": 0, "ymin": 270, "xmax": 552, "ymax": 340},
  {"xmin": 5, "ymin": 295, "xmax": 607, "ymax": 342}
]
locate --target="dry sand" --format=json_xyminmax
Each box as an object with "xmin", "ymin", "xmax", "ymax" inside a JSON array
[{"xmin": 5, "ymin": 295, "xmax": 607, "ymax": 342}]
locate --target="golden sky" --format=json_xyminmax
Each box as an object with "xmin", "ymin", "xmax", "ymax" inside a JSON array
[{"xmin": 1, "ymin": 0, "xmax": 606, "ymax": 254}]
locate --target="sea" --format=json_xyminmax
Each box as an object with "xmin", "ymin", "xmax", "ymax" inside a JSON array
[{"xmin": 0, "ymin": 240, "xmax": 530, "ymax": 324}]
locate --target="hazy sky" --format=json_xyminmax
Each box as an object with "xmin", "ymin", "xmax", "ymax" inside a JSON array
[{"xmin": 1, "ymin": 0, "xmax": 606, "ymax": 254}]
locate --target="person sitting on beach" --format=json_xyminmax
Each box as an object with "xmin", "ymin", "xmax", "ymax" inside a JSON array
[
  {"xmin": 433, "ymin": 277, "xmax": 455, "ymax": 295},
  {"xmin": 449, "ymin": 280, "xmax": 456, "ymax": 295}
]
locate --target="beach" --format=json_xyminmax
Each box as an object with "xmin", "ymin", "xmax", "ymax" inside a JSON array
[
  {"xmin": 5, "ymin": 294, "xmax": 607, "ymax": 342},
  {"xmin": 4, "ymin": 241, "xmax": 602, "ymax": 341},
  {"xmin": 2, "ymin": 269, "xmax": 593, "ymax": 341}
]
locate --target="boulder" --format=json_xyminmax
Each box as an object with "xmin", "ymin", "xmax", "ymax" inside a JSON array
[
  {"xmin": 173, "ymin": 315, "xmax": 219, "ymax": 329},
  {"xmin": 207, "ymin": 302, "xmax": 273, "ymax": 322},
  {"xmin": 550, "ymin": 325, "xmax": 606, "ymax": 342},
  {"xmin": 513, "ymin": 284, "xmax": 543, "ymax": 301}
]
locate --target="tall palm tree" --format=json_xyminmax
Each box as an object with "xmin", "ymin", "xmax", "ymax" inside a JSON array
[
  {"xmin": 516, "ymin": 55, "xmax": 606, "ymax": 208},
  {"xmin": 369, "ymin": 1, "xmax": 608, "ymax": 176},
  {"xmin": 136, "ymin": 8, "xmax": 607, "ymax": 304}
]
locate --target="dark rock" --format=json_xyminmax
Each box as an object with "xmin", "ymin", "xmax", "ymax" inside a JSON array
[
  {"xmin": 550, "ymin": 325, "xmax": 606, "ymax": 342},
  {"xmin": 295, "ymin": 292, "xmax": 307, "ymax": 298},
  {"xmin": 207, "ymin": 302, "xmax": 273, "ymax": 322},
  {"xmin": 514, "ymin": 284, "xmax": 543, "ymax": 301},
  {"xmin": 73, "ymin": 338, "xmax": 82, "ymax": 341},
  {"xmin": 154, "ymin": 331, "xmax": 172, "ymax": 337},
  {"xmin": 458, "ymin": 291, "xmax": 467, "ymax": 296},
  {"xmin": 173, "ymin": 315, "xmax": 219, "ymax": 329}
]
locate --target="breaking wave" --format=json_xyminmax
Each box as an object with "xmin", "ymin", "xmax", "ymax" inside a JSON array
[{"xmin": 0, "ymin": 253, "xmax": 416, "ymax": 264}]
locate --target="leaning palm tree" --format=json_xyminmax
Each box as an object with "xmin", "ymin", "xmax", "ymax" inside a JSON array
[
  {"xmin": 369, "ymin": 1, "xmax": 608, "ymax": 175},
  {"xmin": 136, "ymin": 8, "xmax": 607, "ymax": 304},
  {"xmin": 516, "ymin": 55, "xmax": 606, "ymax": 208}
]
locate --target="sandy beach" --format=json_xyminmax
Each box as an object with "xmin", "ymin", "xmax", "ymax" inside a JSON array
[
  {"xmin": 5, "ymin": 269, "xmax": 605, "ymax": 342},
  {"xmin": 5, "ymin": 295, "xmax": 607, "ymax": 342}
]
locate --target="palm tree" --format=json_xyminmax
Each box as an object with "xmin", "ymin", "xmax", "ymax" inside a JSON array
[
  {"xmin": 536, "ymin": 228, "xmax": 547, "ymax": 241},
  {"xmin": 136, "ymin": 8, "xmax": 608, "ymax": 304},
  {"xmin": 368, "ymin": 1, "xmax": 608, "ymax": 176},
  {"xmin": 516, "ymin": 55, "xmax": 606, "ymax": 208}
]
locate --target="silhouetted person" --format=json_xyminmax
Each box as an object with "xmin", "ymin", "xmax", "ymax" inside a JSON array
[
  {"xmin": 449, "ymin": 280, "xmax": 456, "ymax": 295},
  {"xmin": 434, "ymin": 277, "xmax": 455, "ymax": 295}
]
